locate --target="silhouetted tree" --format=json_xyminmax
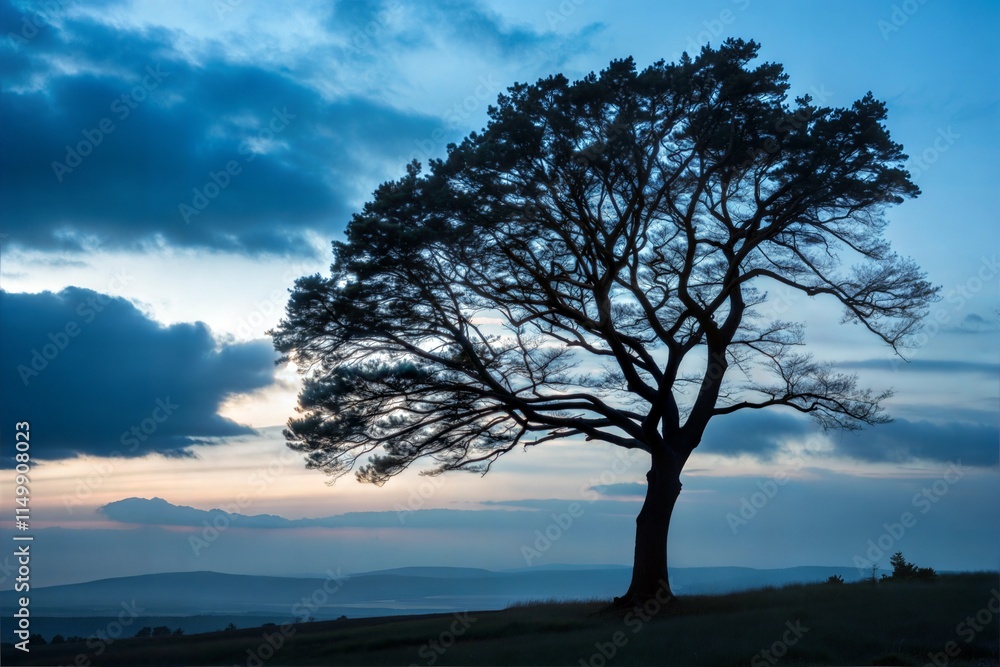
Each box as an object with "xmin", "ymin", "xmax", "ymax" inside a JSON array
[
  {"xmin": 151, "ymin": 626, "xmax": 171, "ymax": 637},
  {"xmin": 825, "ymin": 575, "xmax": 844, "ymax": 584},
  {"xmin": 225, "ymin": 623, "xmax": 238, "ymax": 631},
  {"xmin": 887, "ymin": 551, "xmax": 936, "ymax": 580},
  {"xmin": 135, "ymin": 626, "xmax": 152, "ymax": 638},
  {"xmin": 28, "ymin": 633, "xmax": 45, "ymax": 645},
  {"xmin": 273, "ymin": 39, "xmax": 937, "ymax": 607},
  {"xmin": 172, "ymin": 628, "xmax": 184, "ymax": 637},
  {"xmin": 51, "ymin": 634, "xmax": 66, "ymax": 644}
]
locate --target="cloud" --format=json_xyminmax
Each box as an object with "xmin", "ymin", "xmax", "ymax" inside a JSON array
[
  {"xmin": 0, "ymin": 0, "xmax": 603, "ymax": 257},
  {"xmin": 838, "ymin": 358, "xmax": 1000, "ymax": 375},
  {"xmin": 952, "ymin": 313, "xmax": 999, "ymax": 335},
  {"xmin": 0, "ymin": 0, "xmax": 441, "ymax": 255},
  {"xmin": 99, "ymin": 497, "xmax": 517, "ymax": 530},
  {"xmin": 0, "ymin": 287, "xmax": 277, "ymax": 464},
  {"xmin": 588, "ymin": 483, "xmax": 647, "ymax": 498},
  {"xmin": 834, "ymin": 419, "xmax": 999, "ymax": 467},
  {"xmin": 696, "ymin": 407, "xmax": 998, "ymax": 467},
  {"xmin": 97, "ymin": 496, "xmax": 645, "ymax": 531},
  {"xmin": 698, "ymin": 410, "xmax": 813, "ymax": 458}
]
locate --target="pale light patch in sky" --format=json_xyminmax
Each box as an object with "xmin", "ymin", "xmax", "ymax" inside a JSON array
[{"xmin": 0, "ymin": 247, "xmax": 328, "ymax": 337}]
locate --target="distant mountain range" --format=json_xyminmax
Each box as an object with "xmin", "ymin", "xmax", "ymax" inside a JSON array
[{"xmin": 2, "ymin": 564, "xmax": 866, "ymax": 620}]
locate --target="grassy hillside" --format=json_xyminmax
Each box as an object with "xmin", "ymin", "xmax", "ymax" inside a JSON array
[{"xmin": 4, "ymin": 573, "xmax": 997, "ymax": 666}]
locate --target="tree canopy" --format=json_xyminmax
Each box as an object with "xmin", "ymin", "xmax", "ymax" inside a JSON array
[{"xmin": 273, "ymin": 39, "xmax": 935, "ymax": 488}]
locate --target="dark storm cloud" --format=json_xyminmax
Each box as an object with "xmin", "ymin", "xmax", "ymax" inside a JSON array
[
  {"xmin": 951, "ymin": 313, "xmax": 999, "ymax": 334},
  {"xmin": 415, "ymin": 0, "xmax": 565, "ymax": 56},
  {"xmin": 697, "ymin": 408, "xmax": 998, "ymax": 467},
  {"xmin": 588, "ymin": 483, "xmax": 646, "ymax": 498},
  {"xmin": 835, "ymin": 419, "xmax": 999, "ymax": 467},
  {"xmin": 838, "ymin": 358, "xmax": 1000, "ymax": 375},
  {"xmin": 329, "ymin": 0, "xmax": 601, "ymax": 61},
  {"xmin": 97, "ymin": 496, "xmax": 625, "ymax": 530},
  {"xmin": 0, "ymin": 0, "xmax": 441, "ymax": 255},
  {"xmin": 0, "ymin": 288, "xmax": 277, "ymax": 464},
  {"xmin": 698, "ymin": 410, "xmax": 813, "ymax": 458}
]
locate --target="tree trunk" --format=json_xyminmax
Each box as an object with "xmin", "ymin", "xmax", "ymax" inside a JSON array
[{"xmin": 613, "ymin": 456, "xmax": 681, "ymax": 609}]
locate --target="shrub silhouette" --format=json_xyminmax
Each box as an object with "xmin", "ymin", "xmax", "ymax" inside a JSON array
[
  {"xmin": 884, "ymin": 551, "xmax": 936, "ymax": 580},
  {"xmin": 826, "ymin": 574, "xmax": 845, "ymax": 584},
  {"xmin": 135, "ymin": 626, "xmax": 152, "ymax": 638},
  {"xmin": 151, "ymin": 626, "xmax": 172, "ymax": 637}
]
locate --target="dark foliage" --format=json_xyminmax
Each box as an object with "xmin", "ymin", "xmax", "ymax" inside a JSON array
[
  {"xmin": 273, "ymin": 39, "xmax": 936, "ymax": 603},
  {"xmin": 885, "ymin": 551, "xmax": 936, "ymax": 580}
]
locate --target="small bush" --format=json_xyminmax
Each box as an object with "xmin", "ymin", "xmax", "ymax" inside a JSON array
[
  {"xmin": 887, "ymin": 552, "xmax": 936, "ymax": 581},
  {"xmin": 826, "ymin": 574, "xmax": 844, "ymax": 584}
]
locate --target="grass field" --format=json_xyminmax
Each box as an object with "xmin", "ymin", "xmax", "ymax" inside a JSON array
[{"xmin": 4, "ymin": 573, "xmax": 997, "ymax": 666}]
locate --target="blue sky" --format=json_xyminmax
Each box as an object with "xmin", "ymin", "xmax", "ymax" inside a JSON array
[{"xmin": 0, "ymin": 0, "xmax": 997, "ymax": 588}]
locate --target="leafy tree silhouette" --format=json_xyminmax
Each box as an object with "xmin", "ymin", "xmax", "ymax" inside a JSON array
[
  {"xmin": 886, "ymin": 551, "xmax": 936, "ymax": 580},
  {"xmin": 273, "ymin": 39, "xmax": 937, "ymax": 607}
]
